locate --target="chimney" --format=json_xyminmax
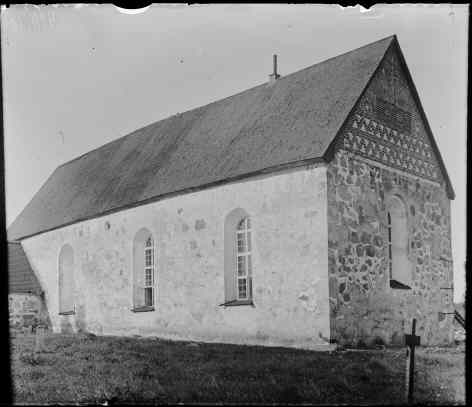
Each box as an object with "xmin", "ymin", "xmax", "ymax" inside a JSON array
[{"xmin": 269, "ymin": 54, "xmax": 281, "ymax": 83}]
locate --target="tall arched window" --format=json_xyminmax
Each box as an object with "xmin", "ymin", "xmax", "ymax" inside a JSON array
[
  {"xmin": 223, "ymin": 208, "xmax": 253, "ymax": 305},
  {"xmin": 144, "ymin": 236, "xmax": 155, "ymax": 307},
  {"xmin": 387, "ymin": 195, "xmax": 411, "ymax": 288},
  {"xmin": 58, "ymin": 244, "xmax": 75, "ymax": 314},
  {"xmin": 133, "ymin": 229, "xmax": 156, "ymax": 311},
  {"xmin": 236, "ymin": 217, "xmax": 252, "ymax": 300}
]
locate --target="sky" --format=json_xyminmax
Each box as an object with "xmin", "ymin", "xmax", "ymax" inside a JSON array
[{"xmin": 1, "ymin": 4, "xmax": 468, "ymax": 301}]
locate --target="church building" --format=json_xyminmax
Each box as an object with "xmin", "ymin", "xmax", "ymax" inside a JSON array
[{"xmin": 8, "ymin": 35, "xmax": 455, "ymax": 349}]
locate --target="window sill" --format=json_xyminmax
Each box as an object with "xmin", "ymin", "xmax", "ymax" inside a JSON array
[
  {"xmin": 131, "ymin": 306, "xmax": 155, "ymax": 313},
  {"xmin": 390, "ymin": 279, "xmax": 411, "ymax": 290},
  {"xmin": 59, "ymin": 311, "xmax": 75, "ymax": 316},
  {"xmin": 220, "ymin": 299, "xmax": 255, "ymax": 307}
]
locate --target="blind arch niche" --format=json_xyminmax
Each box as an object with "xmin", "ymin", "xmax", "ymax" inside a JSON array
[
  {"xmin": 58, "ymin": 244, "xmax": 75, "ymax": 314},
  {"xmin": 387, "ymin": 195, "xmax": 411, "ymax": 288}
]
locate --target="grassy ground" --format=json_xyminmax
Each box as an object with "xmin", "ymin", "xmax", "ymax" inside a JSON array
[{"xmin": 10, "ymin": 332, "xmax": 465, "ymax": 405}]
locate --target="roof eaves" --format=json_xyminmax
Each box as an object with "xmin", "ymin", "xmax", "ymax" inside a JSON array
[{"xmin": 11, "ymin": 156, "xmax": 328, "ymax": 242}]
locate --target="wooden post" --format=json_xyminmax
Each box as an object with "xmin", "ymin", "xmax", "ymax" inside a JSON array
[
  {"xmin": 34, "ymin": 325, "xmax": 40, "ymax": 354},
  {"xmin": 404, "ymin": 318, "xmax": 421, "ymax": 404},
  {"xmin": 404, "ymin": 347, "xmax": 410, "ymax": 401},
  {"xmin": 34, "ymin": 322, "xmax": 46, "ymax": 354},
  {"xmin": 408, "ymin": 319, "xmax": 416, "ymax": 404}
]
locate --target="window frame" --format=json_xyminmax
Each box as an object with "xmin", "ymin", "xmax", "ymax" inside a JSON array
[
  {"xmin": 236, "ymin": 217, "xmax": 252, "ymax": 301},
  {"xmin": 132, "ymin": 229, "xmax": 157, "ymax": 312},
  {"xmin": 143, "ymin": 236, "xmax": 155, "ymax": 308},
  {"xmin": 222, "ymin": 208, "xmax": 255, "ymax": 307}
]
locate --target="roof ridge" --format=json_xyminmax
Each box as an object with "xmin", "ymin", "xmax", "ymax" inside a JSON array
[
  {"xmin": 55, "ymin": 35, "xmax": 396, "ymax": 171},
  {"xmin": 273, "ymin": 34, "xmax": 396, "ymax": 84}
]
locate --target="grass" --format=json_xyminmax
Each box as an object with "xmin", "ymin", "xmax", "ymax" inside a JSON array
[
  {"xmin": 10, "ymin": 332, "xmax": 465, "ymax": 404},
  {"xmin": 415, "ymin": 345, "xmax": 466, "ymax": 404}
]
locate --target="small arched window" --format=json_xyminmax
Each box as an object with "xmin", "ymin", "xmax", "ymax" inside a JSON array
[
  {"xmin": 58, "ymin": 244, "xmax": 75, "ymax": 314},
  {"xmin": 387, "ymin": 195, "xmax": 411, "ymax": 288},
  {"xmin": 133, "ymin": 229, "xmax": 156, "ymax": 311},
  {"xmin": 223, "ymin": 209, "xmax": 254, "ymax": 305}
]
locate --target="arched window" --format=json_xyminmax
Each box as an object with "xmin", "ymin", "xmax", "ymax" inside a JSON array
[
  {"xmin": 387, "ymin": 195, "xmax": 411, "ymax": 288},
  {"xmin": 58, "ymin": 244, "xmax": 75, "ymax": 314},
  {"xmin": 223, "ymin": 209, "xmax": 253, "ymax": 305},
  {"xmin": 133, "ymin": 229, "xmax": 156, "ymax": 310},
  {"xmin": 236, "ymin": 217, "xmax": 252, "ymax": 300}
]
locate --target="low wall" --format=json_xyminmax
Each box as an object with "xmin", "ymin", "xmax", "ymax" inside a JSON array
[{"xmin": 9, "ymin": 293, "xmax": 49, "ymax": 332}]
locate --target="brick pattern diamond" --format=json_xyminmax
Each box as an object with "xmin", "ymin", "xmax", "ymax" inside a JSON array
[
  {"xmin": 342, "ymin": 113, "xmax": 438, "ymax": 181},
  {"xmin": 339, "ymin": 47, "xmax": 442, "ymax": 183}
]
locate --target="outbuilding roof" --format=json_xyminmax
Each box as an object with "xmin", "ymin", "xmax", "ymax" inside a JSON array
[
  {"xmin": 8, "ymin": 242, "xmax": 42, "ymax": 294},
  {"xmin": 7, "ymin": 35, "xmax": 454, "ymax": 241}
]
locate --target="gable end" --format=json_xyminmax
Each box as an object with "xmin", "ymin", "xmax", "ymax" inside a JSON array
[{"xmin": 326, "ymin": 37, "xmax": 455, "ymax": 200}]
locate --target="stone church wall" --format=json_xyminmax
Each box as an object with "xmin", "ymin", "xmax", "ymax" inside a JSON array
[
  {"xmin": 21, "ymin": 164, "xmax": 331, "ymax": 350},
  {"xmin": 327, "ymin": 150, "xmax": 453, "ymax": 346},
  {"xmin": 327, "ymin": 44, "xmax": 454, "ymax": 347}
]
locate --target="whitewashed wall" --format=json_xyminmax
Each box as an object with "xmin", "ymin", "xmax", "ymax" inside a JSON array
[{"xmin": 22, "ymin": 164, "xmax": 331, "ymax": 350}]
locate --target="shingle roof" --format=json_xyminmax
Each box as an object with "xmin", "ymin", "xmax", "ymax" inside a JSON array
[
  {"xmin": 7, "ymin": 35, "xmax": 453, "ymax": 241},
  {"xmin": 8, "ymin": 242, "xmax": 42, "ymax": 294}
]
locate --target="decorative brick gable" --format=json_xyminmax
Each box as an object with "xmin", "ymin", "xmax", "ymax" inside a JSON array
[{"xmin": 338, "ymin": 46, "xmax": 443, "ymax": 184}]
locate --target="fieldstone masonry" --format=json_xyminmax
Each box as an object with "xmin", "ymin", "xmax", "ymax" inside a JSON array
[
  {"xmin": 327, "ymin": 45, "xmax": 453, "ymax": 346},
  {"xmin": 328, "ymin": 150, "xmax": 453, "ymax": 346}
]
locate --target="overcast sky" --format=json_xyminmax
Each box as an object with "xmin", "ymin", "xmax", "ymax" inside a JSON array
[{"xmin": 1, "ymin": 4, "xmax": 467, "ymax": 301}]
